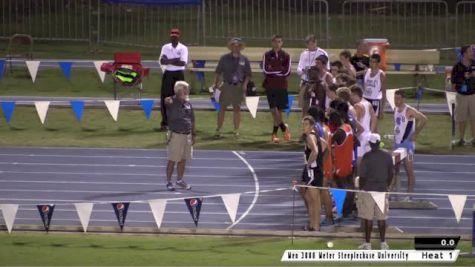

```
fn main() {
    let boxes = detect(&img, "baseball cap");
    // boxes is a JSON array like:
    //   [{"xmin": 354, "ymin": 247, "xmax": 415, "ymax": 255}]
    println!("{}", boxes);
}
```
[
  {"xmin": 169, "ymin": 28, "xmax": 181, "ymax": 37},
  {"xmin": 368, "ymin": 133, "xmax": 381, "ymax": 144}
]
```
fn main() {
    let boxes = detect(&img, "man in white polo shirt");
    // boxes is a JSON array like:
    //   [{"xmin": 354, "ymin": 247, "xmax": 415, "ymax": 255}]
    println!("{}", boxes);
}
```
[
  {"xmin": 159, "ymin": 28, "xmax": 188, "ymax": 130},
  {"xmin": 297, "ymin": 34, "xmax": 329, "ymax": 117}
]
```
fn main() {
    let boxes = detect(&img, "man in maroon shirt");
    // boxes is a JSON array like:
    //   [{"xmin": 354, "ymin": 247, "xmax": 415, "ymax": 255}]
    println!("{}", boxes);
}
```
[{"xmin": 262, "ymin": 35, "xmax": 292, "ymax": 143}]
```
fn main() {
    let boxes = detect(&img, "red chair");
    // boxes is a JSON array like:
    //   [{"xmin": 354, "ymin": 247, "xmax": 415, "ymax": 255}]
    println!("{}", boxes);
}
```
[{"xmin": 101, "ymin": 52, "xmax": 150, "ymax": 99}]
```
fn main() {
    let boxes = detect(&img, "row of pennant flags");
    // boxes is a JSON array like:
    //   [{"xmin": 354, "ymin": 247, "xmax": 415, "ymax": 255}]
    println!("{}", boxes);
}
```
[
  {"xmin": 0, "ymin": 96, "xmax": 294, "ymax": 125},
  {"xmin": 0, "ymin": 100, "xmax": 155, "ymax": 124},
  {"xmin": 0, "ymin": 188, "xmax": 469, "ymax": 234},
  {"xmin": 0, "ymin": 60, "xmax": 108, "ymax": 82},
  {"xmin": 0, "ymin": 193, "xmax": 240, "ymax": 234}
]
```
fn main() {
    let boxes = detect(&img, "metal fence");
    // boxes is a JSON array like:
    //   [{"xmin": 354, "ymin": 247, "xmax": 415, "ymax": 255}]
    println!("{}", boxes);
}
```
[
  {"xmin": 341, "ymin": 0, "xmax": 449, "ymax": 49},
  {"xmin": 455, "ymin": 1, "xmax": 475, "ymax": 47},
  {"xmin": 0, "ymin": 0, "xmax": 473, "ymax": 48},
  {"xmin": 203, "ymin": 0, "xmax": 329, "ymax": 47}
]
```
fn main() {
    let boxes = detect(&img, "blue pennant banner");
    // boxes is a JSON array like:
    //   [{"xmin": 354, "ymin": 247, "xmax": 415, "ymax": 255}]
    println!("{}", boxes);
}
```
[{"xmin": 70, "ymin": 100, "xmax": 85, "ymax": 122}]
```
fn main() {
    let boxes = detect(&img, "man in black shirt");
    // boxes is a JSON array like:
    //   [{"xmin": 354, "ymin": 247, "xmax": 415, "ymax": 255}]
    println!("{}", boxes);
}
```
[
  {"xmin": 451, "ymin": 45, "xmax": 475, "ymax": 146},
  {"xmin": 357, "ymin": 133, "xmax": 394, "ymax": 250},
  {"xmin": 351, "ymin": 41, "xmax": 370, "ymax": 88}
]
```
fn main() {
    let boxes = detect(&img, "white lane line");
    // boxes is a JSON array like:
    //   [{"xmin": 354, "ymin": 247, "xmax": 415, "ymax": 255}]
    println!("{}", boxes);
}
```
[
  {"xmin": 415, "ymin": 162, "xmax": 475, "ymax": 166},
  {"xmin": 0, "ymin": 153, "xmax": 299, "ymax": 162},
  {"xmin": 0, "ymin": 161, "xmax": 300, "ymax": 171},
  {"xmin": 0, "ymin": 180, "xmax": 257, "ymax": 188},
  {"xmin": 228, "ymin": 151, "xmax": 260, "ymax": 230},
  {"xmin": 398, "ymin": 226, "xmax": 472, "ymax": 230},
  {"xmin": 0, "ymin": 170, "xmax": 254, "ymax": 178},
  {"xmin": 0, "ymin": 189, "xmax": 182, "ymax": 194}
]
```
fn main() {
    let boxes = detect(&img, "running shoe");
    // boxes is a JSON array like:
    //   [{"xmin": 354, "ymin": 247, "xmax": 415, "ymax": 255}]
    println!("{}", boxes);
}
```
[
  {"xmin": 175, "ymin": 179, "xmax": 192, "ymax": 190},
  {"xmin": 283, "ymin": 124, "xmax": 291, "ymax": 141},
  {"xmin": 380, "ymin": 242, "xmax": 390, "ymax": 250},
  {"xmin": 214, "ymin": 129, "xmax": 222, "ymax": 138},
  {"xmin": 166, "ymin": 182, "xmax": 175, "ymax": 191},
  {"xmin": 272, "ymin": 134, "xmax": 280, "ymax": 143},
  {"xmin": 233, "ymin": 130, "xmax": 240, "ymax": 138},
  {"xmin": 358, "ymin": 242, "xmax": 372, "ymax": 250}
]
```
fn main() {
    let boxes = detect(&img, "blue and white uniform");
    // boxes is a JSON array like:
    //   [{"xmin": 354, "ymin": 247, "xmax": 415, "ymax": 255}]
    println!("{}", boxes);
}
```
[
  {"xmin": 363, "ymin": 69, "xmax": 384, "ymax": 114},
  {"xmin": 394, "ymin": 104, "xmax": 415, "ymax": 156}
]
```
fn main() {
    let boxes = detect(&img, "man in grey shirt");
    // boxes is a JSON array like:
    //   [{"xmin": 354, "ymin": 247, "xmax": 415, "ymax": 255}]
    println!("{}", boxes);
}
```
[
  {"xmin": 357, "ymin": 133, "xmax": 394, "ymax": 250},
  {"xmin": 212, "ymin": 37, "xmax": 252, "ymax": 138},
  {"xmin": 164, "ymin": 81, "xmax": 196, "ymax": 191}
]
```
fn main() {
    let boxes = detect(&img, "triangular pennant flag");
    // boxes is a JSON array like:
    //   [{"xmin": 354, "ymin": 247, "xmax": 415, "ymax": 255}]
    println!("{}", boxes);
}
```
[
  {"xmin": 445, "ymin": 91, "xmax": 456, "ymax": 117},
  {"xmin": 34, "ymin": 101, "xmax": 50, "ymax": 125},
  {"xmin": 0, "ymin": 59, "xmax": 5, "ymax": 80},
  {"xmin": 140, "ymin": 100, "xmax": 154, "ymax": 120},
  {"xmin": 370, "ymin": 191, "xmax": 386, "ymax": 213},
  {"xmin": 184, "ymin": 198, "xmax": 203, "ymax": 227},
  {"xmin": 285, "ymin": 96, "xmax": 294, "ymax": 117},
  {"xmin": 0, "ymin": 204, "xmax": 19, "ymax": 234},
  {"xmin": 58, "ymin": 61, "xmax": 73, "ymax": 80},
  {"xmin": 211, "ymin": 98, "xmax": 220, "ymax": 112},
  {"xmin": 74, "ymin": 203, "xmax": 94, "ymax": 232},
  {"xmin": 104, "ymin": 100, "xmax": 120, "ymax": 122},
  {"xmin": 448, "ymin": 194, "xmax": 467, "ymax": 223},
  {"xmin": 26, "ymin": 60, "xmax": 40, "ymax": 83},
  {"xmin": 37, "ymin": 204, "xmax": 55, "ymax": 232},
  {"xmin": 394, "ymin": 63, "xmax": 401, "ymax": 71},
  {"xmin": 245, "ymin": 96, "xmax": 259, "ymax": 119},
  {"xmin": 70, "ymin": 100, "xmax": 85, "ymax": 122},
  {"xmin": 386, "ymin": 89, "xmax": 396, "ymax": 110},
  {"xmin": 112, "ymin": 202, "xmax": 130, "ymax": 231},
  {"xmin": 93, "ymin": 61, "xmax": 108, "ymax": 83},
  {"xmin": 148, "ymin": 199, "xmax": 167, "ymax": 229},
  {"xmin": 221, "ymin": 194, "xmax": 240, "ymax": 223},
  {"xmin": 1, "ymin": 101, "xmax": 15, "ymax": 124},
  {"xmin": 329, "ymin": 188, "xmax": 346, "ymax": 217}
]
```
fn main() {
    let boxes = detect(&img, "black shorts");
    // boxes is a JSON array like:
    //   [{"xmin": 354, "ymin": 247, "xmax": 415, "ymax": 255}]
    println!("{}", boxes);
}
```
[
  {"xmin": 265, "ymin": 88, "xmax": 289, "ymax": 110},
  {"xmin": 364, "ymin": 98, "xmax": 381, "ymax": 114},
  {"xmin": 301, "ymin": 166, "xmax": 323, "ymax": 187}
]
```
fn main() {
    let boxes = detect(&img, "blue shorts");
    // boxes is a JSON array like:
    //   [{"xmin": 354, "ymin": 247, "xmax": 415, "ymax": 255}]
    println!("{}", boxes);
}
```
[{"xmin": 394, "ymin": 140, "xmax": 415, "ymax": 160}]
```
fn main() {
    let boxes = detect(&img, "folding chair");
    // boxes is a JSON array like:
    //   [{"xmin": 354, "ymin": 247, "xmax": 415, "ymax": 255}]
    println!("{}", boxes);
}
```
[
  {"xmin": 5, "ymin": 34, "xmax": 33, "ymax": 73},
  {"xmin": 101, "ymin": 52, "xmax": 150, "ymax": 100}
]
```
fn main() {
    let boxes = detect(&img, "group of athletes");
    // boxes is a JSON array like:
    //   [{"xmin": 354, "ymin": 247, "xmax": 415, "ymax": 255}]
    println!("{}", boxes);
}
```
[{"xmin": 259, "ymin": 35, "xmax": 429, "ymax": 238}]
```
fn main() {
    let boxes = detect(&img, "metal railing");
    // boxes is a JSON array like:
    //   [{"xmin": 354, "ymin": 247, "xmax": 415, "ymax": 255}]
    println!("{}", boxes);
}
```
[
  {"xmin": 455, "ymin": 1, "xmax": 475, "ymax": 47},
  {"xmin": 0, "ymin": 0, "xmax": 473, "ymax": 48},
  {"xmin": 203, "ymin": 0, "xmax": 329, "ymax": 47},
  {"xmin": 341, "ymin": 0, "xmax": 449, "ymax": 49}
]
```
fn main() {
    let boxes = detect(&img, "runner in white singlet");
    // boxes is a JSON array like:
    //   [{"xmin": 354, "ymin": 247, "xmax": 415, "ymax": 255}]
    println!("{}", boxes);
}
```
[{"xmin": 363, "ymin": 54, "xmax": 386, "ymax": 119}]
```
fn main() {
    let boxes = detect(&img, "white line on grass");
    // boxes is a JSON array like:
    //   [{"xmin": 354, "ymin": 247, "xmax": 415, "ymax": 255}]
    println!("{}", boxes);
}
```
[{"xmin": 227, "ymin": 151, "xmax": 260, "ymax": 230}]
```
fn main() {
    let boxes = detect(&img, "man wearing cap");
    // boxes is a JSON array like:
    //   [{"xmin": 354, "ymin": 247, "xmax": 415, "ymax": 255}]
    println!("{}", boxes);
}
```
[
  {"xmin": 212, "ymin": 37, "xmax": 252, "ymax": 137},
  {"xmin": 297, "ymin": 34, "xmax": 330, "ymax": 117},
  {"xmin": 159, "ymin": 28, "xmax": 188, "ymax": 130},
  {"xmin": 357, "ymin": 133, "xmax": 394, "ymax": 250}
]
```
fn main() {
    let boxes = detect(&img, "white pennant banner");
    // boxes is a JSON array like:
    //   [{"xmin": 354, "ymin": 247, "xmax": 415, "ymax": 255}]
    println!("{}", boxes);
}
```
[
  {"xmin": 370, "ymin": 191, "xmax": 386, "ymax": 214},
  {"xmin": 104, "ymin": 100, "xmax": 120, "ymax": 122},
  {"xmin": 221, "ymin": 193, "xmax": 240, "ymax": 223},
  {"xmin": 448, "ymin": 194, "xmax": 467, "ymax": 223},
  {"xmin": 34, "ymin": 101, "xmax": 50, "ymax": 125},
  {"xmin": 445, "ymin": 91, "xmax": 457, "ymax": 117},
  {"xmin": 149, "ymin": 199, "xmax": 167, "ymax": 229},
  {"xmin": 74, "ymin": 203, "xmax": 94, "ymax": 232},
  {"xmin": 94, "ymin": 61, "xmax": 108, "ymax": 83},
  {"xmin": 245, "ymin": 96, "xmax": 260, "ymax": 119},
  {"xmin": 0, "ymin": 204, "xmax": 19, "ymax": 234},
  {"xmin": 26, "ymin": 60, "xmax": 40, "ymax": 83},
  {"xmin": 386, "ymin": 89, "xmax": 397, "ymax": 110}
]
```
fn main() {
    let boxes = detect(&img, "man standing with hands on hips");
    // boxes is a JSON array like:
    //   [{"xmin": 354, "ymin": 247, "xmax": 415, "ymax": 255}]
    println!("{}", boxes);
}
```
[
  {"xmin": 212, "ymin": 37, "xmax": 252, "ymax": 138},
  {"xmin": 164, "ymin": 81, "xmax": 196, "ymax": 192},
  {"xmin": 159, "ymin": 28, "xmax": 188, "ymax": 131},
  {"xmin": 262, "ymin": 34, "xmax": 292, "ymax": 143}
]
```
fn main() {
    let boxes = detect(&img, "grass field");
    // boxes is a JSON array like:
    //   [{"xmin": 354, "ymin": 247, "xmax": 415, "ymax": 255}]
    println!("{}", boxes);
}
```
[
  {"xmin": 1, "ymin": 106, "xmax": 473, "ymax": 155},
  {"xmin": 0, "ymin": 232, "xmax": 474, "ymax": 266}
]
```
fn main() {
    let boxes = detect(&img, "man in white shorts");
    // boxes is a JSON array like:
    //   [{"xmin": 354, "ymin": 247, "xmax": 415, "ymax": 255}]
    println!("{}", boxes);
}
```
[
  {"xmin": 363, "ymin": 54, "xmax": 386, "ymax": 119},
  {"xmin": 393, "ymin": 90, "xmax": 427, "ymax": 199},
  {"xmin": 164, "ymin": 81, "xmax": 196, "ymax": 191}
]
